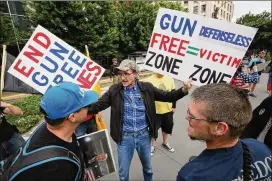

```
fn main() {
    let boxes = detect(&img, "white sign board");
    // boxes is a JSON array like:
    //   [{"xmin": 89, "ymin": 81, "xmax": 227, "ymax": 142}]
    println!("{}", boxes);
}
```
[
  {"xmin": 256, "ymin": 61, "xmax": 271, "ymax": 72},
  {"xmin": 8, "ymin": 25, "xmax": 105, "ymax": 94},
  {"xmin": 144, "ymin": 8, "xmax": 258, "ymax": 86}
]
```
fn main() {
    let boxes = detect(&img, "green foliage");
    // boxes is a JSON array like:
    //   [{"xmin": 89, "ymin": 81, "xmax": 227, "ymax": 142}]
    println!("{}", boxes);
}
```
[
  {"xmin": 23, "ymin": 1, "xmax": 187, "ymax": 58},
  {"xmin": 236, "ymin": 11, "xmax": 272, "ymax": 52},
  {"xmin": 23, "ymin": 1, "xmax": 119, "ymax": 58},
  {"xmin": 265, "ymin": 52, "xmax": 271, "ymax": 61},
  {"xmin": 0, "ymin": 14, "xmax": 29, "ymax": 45},
  {"xmin": 117, "ymin": 1, "xmax": 187, "ymax": 54},
  {"xmin": 6, "ymin": 95, "xmax": 43, "ymax": 134}
]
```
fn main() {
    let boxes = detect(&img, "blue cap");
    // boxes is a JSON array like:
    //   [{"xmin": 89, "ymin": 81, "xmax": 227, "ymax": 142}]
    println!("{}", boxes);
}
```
[{"xmin": 40, "ymin": 82, "xmax": 98, "ymax": 120}]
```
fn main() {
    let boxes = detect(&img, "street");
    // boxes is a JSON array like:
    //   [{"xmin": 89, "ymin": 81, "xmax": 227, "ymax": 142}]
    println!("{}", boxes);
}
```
[{"xmin": 99, "ymin": 73, "xmax": 270, "ymax": 180}]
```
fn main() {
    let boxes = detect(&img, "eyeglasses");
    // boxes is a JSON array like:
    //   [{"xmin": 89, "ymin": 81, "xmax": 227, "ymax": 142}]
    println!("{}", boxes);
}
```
[
  {"xmin": 119, "ymin": 71, "xmax": 134, "ymax": 78},
  {"xmin": 187, "ymin": 109, "xmax": 218, "ymax": 123}
]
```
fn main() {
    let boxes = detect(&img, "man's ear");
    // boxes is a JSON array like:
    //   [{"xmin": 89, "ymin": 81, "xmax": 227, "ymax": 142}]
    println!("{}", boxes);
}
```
[
  {"xmin": 210, "ymin": 122, "xmax": 229, "ymax": 137},
  {"xmin": 215, "ymin": 122, "xmax": 229, "ymax": 136},
  {"xmin": 68, "ymin": 113, "xmax": 77, "ymax": 123}
]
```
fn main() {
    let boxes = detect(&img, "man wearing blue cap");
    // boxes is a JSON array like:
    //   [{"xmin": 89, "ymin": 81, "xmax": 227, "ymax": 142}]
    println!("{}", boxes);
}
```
[
  {"xmin": 8, "ymin": 82, "xmax": 98, "ymax": 181},
  {"xmin": 88, "ymin": 59, "xmax": 192, "ymax": 181}
]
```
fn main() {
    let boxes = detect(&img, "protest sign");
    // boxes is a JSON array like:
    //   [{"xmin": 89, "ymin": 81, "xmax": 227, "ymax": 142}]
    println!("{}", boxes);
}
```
[
  {"xmin": 256, "ymin": 61, "xmax": 271, "ymax": 72},
  {"xmin": 144, "ymin": 8, "xmax": 258, "ymax": 86},
  {"xmin": 8, "ymin": 25, "xmax": 105, "ymax": 94},
  {"xmin": 77, "ymin": 129, "xmax": 116, "ymax": 180}
]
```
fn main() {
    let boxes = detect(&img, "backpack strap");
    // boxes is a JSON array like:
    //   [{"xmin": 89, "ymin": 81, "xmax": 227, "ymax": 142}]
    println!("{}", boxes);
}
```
[
  {"xmin": 7, "ymin": 122, "xmax": 82, "ymax": 181},
  {"xmin": 241, "ymin": 142, "xmax": 252, "ymax": 181},
  {"xmin": 8, "ymin": 146, "xmax": 81, "ymax": 181}
]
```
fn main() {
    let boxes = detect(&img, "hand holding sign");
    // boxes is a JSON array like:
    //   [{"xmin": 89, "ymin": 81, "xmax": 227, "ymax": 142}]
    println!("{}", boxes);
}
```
[{"xmin": 182, "ymin": 79, "xmax": 193, "ymax": 92}]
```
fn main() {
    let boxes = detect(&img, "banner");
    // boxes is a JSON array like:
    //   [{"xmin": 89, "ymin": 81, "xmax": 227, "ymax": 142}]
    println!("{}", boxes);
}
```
[
  {"xmin": 144, "ymin": 8, "xmax": 258, "ymax": 86},
  {"xmin": 77, "ymin": 129, "xmax": 116, "ymax": 180},
  {"xmin": 3, "ymin": 53, "xmax": 40, "ymax": 94},
  {"xmin": 8, "ymin": 25, "xmax": 105, "ymax": 94}
]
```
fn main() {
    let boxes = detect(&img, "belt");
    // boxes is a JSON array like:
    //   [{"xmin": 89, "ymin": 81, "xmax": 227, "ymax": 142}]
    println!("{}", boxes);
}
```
[{"xmin": 123, "ymin": 127, "xmax": 149, "ymax": 136}]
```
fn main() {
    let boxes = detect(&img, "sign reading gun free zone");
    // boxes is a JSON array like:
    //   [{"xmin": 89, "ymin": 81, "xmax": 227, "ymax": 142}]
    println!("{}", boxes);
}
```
[
  {"xmin": 144, "ymin": 8, "xmax": 258, "ymax": 86},
  {"xmin": 8, "ymin": 25, "xmax": 105, "ymax": 94}
]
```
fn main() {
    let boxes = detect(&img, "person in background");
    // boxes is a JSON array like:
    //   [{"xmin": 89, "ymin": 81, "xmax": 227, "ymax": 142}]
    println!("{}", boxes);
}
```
[
  {"xmin": 230, "ymin": 64, "xmax": 259, "ymax": 93},
  {"xmin": 177, "ymin": 84, "xmax": 271, "ymax": 181},
  {"xmin": 110, "ymin": 58, "xmax": 120, "ymax": 84},
  {"xmin": 247, "ymin": 50, "xmax": 266, "ymax": 97},
  {"xmin": 0, "ymin": 102, "xmax": 25, "ymax": 165},
  {"xmin": 241, "ymin": 96, "xmax": 272, "ymax": 150},
  {"xmin": 145, "ymin": 73, "xmax": 176, "ymax": 156}
]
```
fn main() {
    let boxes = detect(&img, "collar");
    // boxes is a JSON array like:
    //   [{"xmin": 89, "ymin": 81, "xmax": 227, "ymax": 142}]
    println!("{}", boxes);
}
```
[{"xmin": 123, "ymin": 81, "xmax": 138, "ymax": 91}]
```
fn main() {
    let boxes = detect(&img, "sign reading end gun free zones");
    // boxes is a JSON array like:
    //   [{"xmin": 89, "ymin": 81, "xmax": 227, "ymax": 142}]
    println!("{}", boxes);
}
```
[
  {"xmin": 8, "ymin": 25, "xmax": 105, "ymax": 94},
  {"xmin": 144, "ymin": 8, "xmax": 258, "ymax": 86}
]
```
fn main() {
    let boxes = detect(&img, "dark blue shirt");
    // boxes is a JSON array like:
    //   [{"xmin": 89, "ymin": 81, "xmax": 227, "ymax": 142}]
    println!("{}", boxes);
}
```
[
  {"xmin": 123, "ymin": 82, "xmax": 147, "ymax": 132},
  {"xmin": 177, "ymin": 139, "xmax": 272, "ymax": 181}
]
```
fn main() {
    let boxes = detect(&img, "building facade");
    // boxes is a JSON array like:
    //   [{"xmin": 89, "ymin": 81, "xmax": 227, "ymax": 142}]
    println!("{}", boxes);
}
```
[{"xmin": 180, "ymin": 1, "xmax": 234, "ymax": 22}]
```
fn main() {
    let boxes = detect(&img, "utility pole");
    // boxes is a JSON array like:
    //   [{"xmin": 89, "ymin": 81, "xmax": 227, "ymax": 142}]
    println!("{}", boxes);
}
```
[{"xmin": 6, "ymin": 1, "xmax": 21, "ymax": 53}]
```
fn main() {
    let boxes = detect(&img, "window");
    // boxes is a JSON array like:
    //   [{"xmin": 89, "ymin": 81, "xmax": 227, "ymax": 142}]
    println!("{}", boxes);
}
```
[
  {"xmin": 184, "ymin": 1, "xmax": 188, "ymax": 5},
  {"xmin": 221, "ymin": 9, "xmax": 223, "ymax": 17},
  {"xmin": 201, "ymin": 4, "xmax": 206, "ymax": 13},
  {"xmin": 214, "ymin": 5, "xmax": 216, "ymax": 10},
  {"xmin": 227, "ymin": 4, "xmax": 229, "ymax": 11},
  {"xmin": 226, "ymin": 13, "xmax": 228, "ymax": 20},
  {"xmin": 223, "ymin": 11, "xmax": 225, "ymax": 18},
  {"xmin": 224, "ymin": 2, "xmax": 226, "ymax": 9},
  {"xmin": 193, "ymin": 6, "xmax": 198, "ymax": 14}
]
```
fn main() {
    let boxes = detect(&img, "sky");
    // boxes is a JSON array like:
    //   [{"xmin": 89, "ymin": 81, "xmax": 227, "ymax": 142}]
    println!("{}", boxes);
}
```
[{"xmin": 232, "ymin": 1, "xmax": 272, "ymax": 22}]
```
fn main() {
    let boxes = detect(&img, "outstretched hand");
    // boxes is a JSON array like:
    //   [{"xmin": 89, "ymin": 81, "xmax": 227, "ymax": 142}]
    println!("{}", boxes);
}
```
[{"xmin": 182, "ymin": 79, "xmax": 193, "ymax": 92}]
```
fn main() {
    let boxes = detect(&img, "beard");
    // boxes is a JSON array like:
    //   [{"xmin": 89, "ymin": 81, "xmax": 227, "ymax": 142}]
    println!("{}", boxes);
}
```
[{"xmin": 189, "ymin": 136, "xmax": 206, "ymax": 142}]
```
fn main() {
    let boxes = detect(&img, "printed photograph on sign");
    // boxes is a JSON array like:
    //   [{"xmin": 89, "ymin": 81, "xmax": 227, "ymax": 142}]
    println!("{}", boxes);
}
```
[
  {"xmin": 77, "ymin": 129, "xmax": 116, "ymax": 181},
  {"xmin": 7, "ymin": 25, "xmax": 105, "ymax": 94},
  {"xmin": 144, "ymin": 8, "xmax": 258, "ymax": 86}
]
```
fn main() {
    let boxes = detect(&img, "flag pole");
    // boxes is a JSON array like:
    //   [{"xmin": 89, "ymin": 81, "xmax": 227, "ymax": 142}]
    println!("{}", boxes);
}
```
[
  {"xmin": 1, "ymin": 45, "xmax": 7, "ymax": 100},
  {"xmin": 85, "ymin": 45, "xmax": 90, "ymax": 58}
]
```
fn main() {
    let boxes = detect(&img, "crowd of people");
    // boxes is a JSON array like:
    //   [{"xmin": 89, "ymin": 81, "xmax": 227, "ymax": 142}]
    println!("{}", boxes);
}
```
[{"xmin": 0, "ymin": 57, "xmax": 272, "ymax": 181}]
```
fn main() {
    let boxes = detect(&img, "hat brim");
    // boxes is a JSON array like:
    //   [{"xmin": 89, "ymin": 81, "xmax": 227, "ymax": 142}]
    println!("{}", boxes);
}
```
[
  {"xmin": 82, "ymin": 90, "xmax": 99, "ymax": 107},
  {"xmin": 115, "ymin": 66, "xmax": 128, "ymax": 72}
]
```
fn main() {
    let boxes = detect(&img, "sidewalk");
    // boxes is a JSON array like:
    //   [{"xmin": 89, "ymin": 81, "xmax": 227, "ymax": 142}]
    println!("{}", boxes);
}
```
[{"xmin": 1, "ymin": 71, "xmax": 153, "ymax": 102}]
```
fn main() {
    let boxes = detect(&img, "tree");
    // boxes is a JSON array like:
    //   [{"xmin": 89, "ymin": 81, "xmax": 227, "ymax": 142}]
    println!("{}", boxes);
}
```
[
  {"xmin": 23, "ymin": 1, "xmax": 119, "ymax": 58},
  {"xmin": 236, "ymin": 11, "xmax": 272, "ymax": 52},
  {"xmin": 116, "ymin": 1, "xmax": 187, "ymax": 55},
  {"xmin": 0, "ymin": 14, "xmax": 29, "ymax": 46}
]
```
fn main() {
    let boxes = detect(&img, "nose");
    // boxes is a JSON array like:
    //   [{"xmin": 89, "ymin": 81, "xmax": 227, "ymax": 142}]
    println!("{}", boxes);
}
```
[{"xmin": 185, "ymin": 114, "xmax": 190, "ymax": 122}]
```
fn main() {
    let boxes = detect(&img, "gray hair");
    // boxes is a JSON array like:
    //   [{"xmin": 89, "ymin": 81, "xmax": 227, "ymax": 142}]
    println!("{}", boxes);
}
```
[{"xmin": 191, "ymin": 83, "xmax": 252, "ymax": 138}]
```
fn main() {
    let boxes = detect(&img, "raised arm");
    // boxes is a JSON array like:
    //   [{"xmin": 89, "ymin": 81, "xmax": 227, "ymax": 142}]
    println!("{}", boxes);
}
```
[{"xmin": 88, "ymin": 90, "xmax": 111, "ymax": 114}]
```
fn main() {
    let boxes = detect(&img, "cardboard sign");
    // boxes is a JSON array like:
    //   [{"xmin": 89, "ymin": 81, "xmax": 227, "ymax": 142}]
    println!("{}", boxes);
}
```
[
  {"xmin": 256, "ymin": 61, "xmax": 271, "ymax": 72},
  {"xmin": 144, "ymin": 8, "xmax": 258, "ymax": 86},
  {"xmin": 8, "ymin": 25, "xmax": 105, "ymax": 94},
  {"xmin": 77, "ymin": 129, "xmax": 116, "ymax": 180}
]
